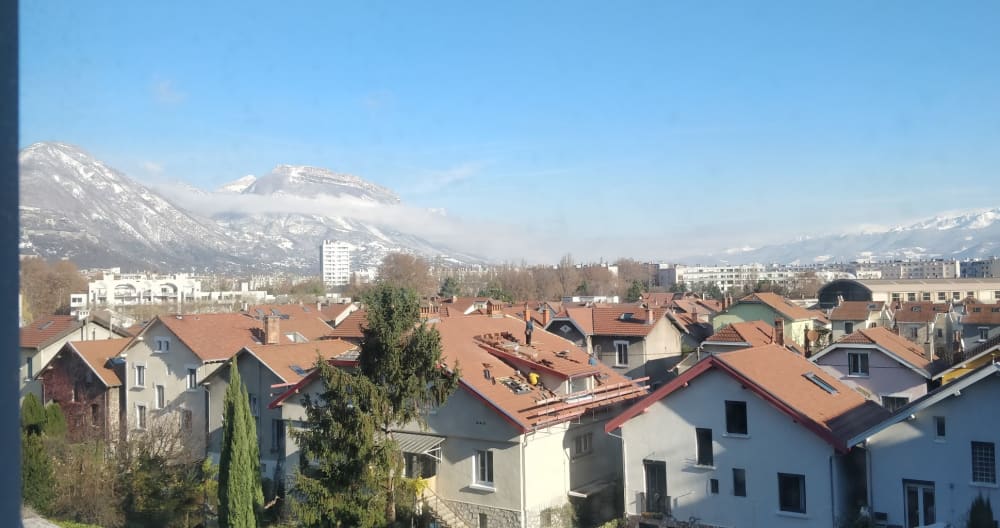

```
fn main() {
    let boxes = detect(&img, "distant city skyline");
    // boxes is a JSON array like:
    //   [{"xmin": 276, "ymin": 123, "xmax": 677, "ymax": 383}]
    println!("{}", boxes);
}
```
[{"xmin": 20, "ymin": 1, "xmax": 1000, "ymax": 262}]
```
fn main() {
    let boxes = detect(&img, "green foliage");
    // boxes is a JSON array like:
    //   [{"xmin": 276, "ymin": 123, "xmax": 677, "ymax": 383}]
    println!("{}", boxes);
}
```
[
  {"xmin": 49, "ymin": 441, "xmax": 123, "ymax": 527},
  {"xmin": 120, "ymin": 449, "xmax": 210, "ymax": 528},
  {"xmin": 438, "ymin": 276, "xmax": 461, "ymax": 298},
  {"xmin": 22, "ymin": 430, "xmax": 55, "ymax": 513},
  {"xmin": 360, "ymin": 284, "xmax": 459, "ymax": 426},
  {"xmin": 219, "ymin": 360, "xmax": 264, "ymax": 528},
  {"xmin": 21, "ymin": 392, "xmax": 47, "ymax": 435},
  {"xmin": 291, "ymin": 363, "xmax": 393, "ymax": 528},
  {"xmin": 44, "ymin": 403, "xmax": 68, "ymax": 438},
  {"xmin": 477, "ymin": 281, "xmax": 513, "ymax": 303},
  {"xmin": 54, "ymin": 521, "xmax": 105, "ymax": 528},
  {"xmin": 968, "ymin": 494, "xmax": 995, "ymax": 528},
  {"xmin": 626, "ymin": 281, "xmax": 644, "ymax": 302}
]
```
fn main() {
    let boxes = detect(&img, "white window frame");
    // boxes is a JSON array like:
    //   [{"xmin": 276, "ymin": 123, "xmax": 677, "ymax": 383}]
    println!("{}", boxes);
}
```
[
  {"xmin": 613, "ymin": 340, "xmax": 629, "ymax": 367},
  {"xmin": 134, "ymin": 364, "xmax": 146, "ymax": 388},
  {"xmin": 972, "ymin": 441, "xmax": 996, "ymax": 485},
  {"xmin": 136, "ymin": 403, "xmax": 147, "ymax": 430},
  {"xmin": 979, "ymin": 327, "xmax": 989, "ymax": 342},
  {"xmin": 153, "ymin": 336, "xmax": 171, "ymax": 353},
  {"xmin": 847, "ymin": 352, "xmax": 870, "ymax": 377},
  {"xmin": 777, "ymin": 472, "xmax": 806, "ymax": 514},
  {"xmin": 473, "ymin": 449, "xmax": 495, "ymax": 489},
  {"xmin": 185, "ymin": 366, "xmax": 198, "ymax": 390}
]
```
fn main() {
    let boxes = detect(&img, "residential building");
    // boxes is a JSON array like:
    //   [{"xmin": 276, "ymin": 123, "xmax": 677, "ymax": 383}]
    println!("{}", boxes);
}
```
[
  {"xmin": 818, "ymin": 278, "xmax": 1000, "ymax": 309},
  {"xmin": 546, "ymin": 304, "xmax": 685, "ymax": 383},
  {"xmin": 320, "ymin": 240, "xmax": 351, "ymax": 287},
  {"xmin": 270, "ymin": 310, "xmax": 649, "ymax": 528},
  {"xmin": 851, "ymin": 362, "xmax": 1000, "ymax": 528},
  {"xmin": 712, "ymin": 292, "xmax": 823, "ymax": 352},
  {"xmin": 675, "ymin": 320, "xmax": 802, "ymax": 374},
  {"xmin": 20, "ymin": 314, "xmax": 130, "ymax": 400},
  {"xmin": 203, "ymin": 339, "xmax": 359, "ymax": 484},
  {"xmin": 658, "ymin": 263, "xmax": 807, "ymax": 294},
  {"xmin": 891, "ymin": 302, "xmax": 956, "ymax": 358},
  {"xmin": 828, "ymin": 300, "xmax": 893, "ymax": 341},
  {"xmin": 959, "ymin": 302, "xmax": 1000, "ymax": 352},
  {"xmin": 36, "ymin": 338, "xmax": 129, "ymax": 442},
  {"xmin": 605, "ymin": 344, "xmax": 888, "ymax": 528},
  {"xmin": 961, "ymin": 257, "xmax": 1000, "ymax": 278},
  {"xmin": 933, "ymin": 333, "xmax": 1000, "ymax": 384},
  {"xmin": 812, "ymin": 327, "xmax": 946, "ymax": 411}
]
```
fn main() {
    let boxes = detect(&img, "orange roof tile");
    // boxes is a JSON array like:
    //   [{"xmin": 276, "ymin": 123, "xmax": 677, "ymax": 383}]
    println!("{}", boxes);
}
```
[
  {"xmin": 21, "ymin": 315, "xmax": 82, "ymax": 349},
  {"xmin": 591, "ymin": 305, "xmax": 666, "ymax": 337},
  {"xmin": 607, "ymin": 344, "xmax": 890, "ymax": 451},
  {"xmin": 834, "ymin": 327, "xmax": 942, "ymax": 375},
  {"xmin": 243, "ymin": 339, "xmax": 359, "ymax": 385},
  {"xmin": 738, "ymin": 292, "xmax": 816, "ymax": 321},
  {"xmin": 328, "ymin": 309, "xmax": 367, "ymax": 339},
  {"xmin": 154, "ymin": 312, "xmax": 332, "ymax": 363},
  {"xmin": 962, "ymin": 305, "xmax": 1000, "ymax": 325},
  {"xmin": 432, "ymin": 314, "xmax": 647, "ymax": 431},
  {"xmin": 830, "ymin": 301, "xmax": 886, "ymax": 321},
  {"xmin": 319, "ymin": 303, "xmax": 356, "ymax": 323},
  {"xmin": 706, "ymin": 321, "xmax": 776, "ymax": 347},
  {"xmin": 67, "ymin": 339, "xmax": 130, "ymax": 386}
]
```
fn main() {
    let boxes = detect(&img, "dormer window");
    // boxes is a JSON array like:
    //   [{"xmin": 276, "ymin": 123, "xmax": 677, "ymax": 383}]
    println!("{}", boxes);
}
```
[
  {"xmin": 619, "ymin": 313, "xmax": 634, "ymax": 321},
  {"xmin": 911, "ymin": 306, "xmax": 921, "ymax": 312}
]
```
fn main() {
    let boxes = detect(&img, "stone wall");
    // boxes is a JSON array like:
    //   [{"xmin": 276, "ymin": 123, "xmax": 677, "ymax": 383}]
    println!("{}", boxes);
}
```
[{"xmin": 447, "ymin": 499, "xmax": 520, "ymax": 528}]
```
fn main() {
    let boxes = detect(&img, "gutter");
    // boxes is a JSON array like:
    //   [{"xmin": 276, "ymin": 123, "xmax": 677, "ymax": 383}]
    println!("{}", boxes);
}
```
[{"xmin": 606, "ymin": 429, "xmax": 628, "ymax": 516}]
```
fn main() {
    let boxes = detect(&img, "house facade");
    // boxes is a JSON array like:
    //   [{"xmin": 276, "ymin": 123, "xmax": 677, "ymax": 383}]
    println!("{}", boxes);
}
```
[
  {"xmin": 852, "ymin": 363, "xmax": 1000, "ymax": 528},
  {"xmin": 812, "ymin": 327, "xmax": 944, "ymax": 411},
  {"xmin": 959, "ymin": 303, "xmax": 1000, "ymax": 352},
  {"xmin": 711, "ymin": 293, "xmax": 820, "ymax": 352},
  {"xmin": 21, "ymin": 314, "xmax": 128, "ymax": 400},
  {"xmin": 828, "ymin": 301, "xmax": 892, "ymax": 341},
  {"xmin": 606, "ymin": 345, "xmax": 888, "ymax": 528}
]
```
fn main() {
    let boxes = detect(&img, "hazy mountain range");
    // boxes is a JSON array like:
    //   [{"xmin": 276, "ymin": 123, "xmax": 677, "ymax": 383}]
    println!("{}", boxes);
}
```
[{"xmin": 18, "ymin": 142, "xmax": 1000, "ymax": 272}]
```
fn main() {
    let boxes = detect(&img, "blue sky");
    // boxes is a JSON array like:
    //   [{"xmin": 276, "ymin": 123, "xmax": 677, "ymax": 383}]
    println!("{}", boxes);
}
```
[{"xmin": 20, "ymin": 1, "xmax": 1000, "ymax": 262}]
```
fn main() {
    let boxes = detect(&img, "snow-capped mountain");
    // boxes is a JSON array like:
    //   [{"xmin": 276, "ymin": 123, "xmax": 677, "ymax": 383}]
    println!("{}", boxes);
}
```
[
  {"xmin": 685, "ymin": 208, "xmax": 1000, "ymax": 265},
  {"xmin": 18, "ymin": 142, "xmax": 483, "ymax": 273}
]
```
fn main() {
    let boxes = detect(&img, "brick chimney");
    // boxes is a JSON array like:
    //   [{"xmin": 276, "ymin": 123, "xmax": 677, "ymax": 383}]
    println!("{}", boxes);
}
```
[
  {"xmin": 646, "ymin": 306, "xmax": 655, "ymax": 325},
  {"xmin": 265, "ymin": 316, "xmax": 280, "ymax": 345},
  {"xmin": 774, "ymin": 319, "xmax": 785, "ymax": 346},
  {"xmin": 541, "ymin": 308, "xmax": 550, "ymax": 327},
  {"xmin": 523, "ymin": 303, "xmax": 530, "ymax": 323}
]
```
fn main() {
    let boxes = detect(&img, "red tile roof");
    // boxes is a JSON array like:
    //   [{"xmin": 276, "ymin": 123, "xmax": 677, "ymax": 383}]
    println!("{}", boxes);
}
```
[
  {"xmin": 66, "ymin": 339, "xmax": 130, "ymax": 386},
  {"xmin": 830, "ymin": 301, "xmax": 886, "ymax": 321},
  {"xmin": 893, "ymin": 302, "xmax": 950, "ymax": 324},
  {"xmin": 152, "ymin": 313, "xmax": 333, "ymax": 363},
  {"xmin": 591, "ymin": 306, "xmax": 666, "ymax": 336},
  {"xmin": 705, "ymin": 321, "xmax": 778, "ymax": 347},
  {"xmin": 319, "ymin": 303, "xmax": 357, "ymax": 324},
  {"xmin": 243, "ymin": 339, "xmax": 359, "ymax": 385},
  {"xmin": 962, "ymin": 305, "xmax": 1000, "ymax": 325},
  {"xmin": 21, "ymin": 315, "xmax": 81, "ymax": 349},
  {"xmin": 737, "ymin": 292, "xmax": 816, "ymax": 321},
  {"xmin": 328, "ymin": 309, "xmax": 367, "ymax": 339},
  {"xmin": 606, "ymin": 344, "xmax": 889, "ymax": 451}
]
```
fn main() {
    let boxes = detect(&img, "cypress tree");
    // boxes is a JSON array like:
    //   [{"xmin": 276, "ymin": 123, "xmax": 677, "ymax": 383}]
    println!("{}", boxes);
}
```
[
  {"xmin": 20, "ymin": 394, "xmax": 54, "ymax": 512},
  {"xmin": 218, "ymin": 359, "xmax": 263, "ymax": 528}
]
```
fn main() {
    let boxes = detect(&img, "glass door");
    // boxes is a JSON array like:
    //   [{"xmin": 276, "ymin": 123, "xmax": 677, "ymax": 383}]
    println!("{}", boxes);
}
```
[{"xmin": 904, "ymin": 480, "xmax": 935, "ymax": 528}]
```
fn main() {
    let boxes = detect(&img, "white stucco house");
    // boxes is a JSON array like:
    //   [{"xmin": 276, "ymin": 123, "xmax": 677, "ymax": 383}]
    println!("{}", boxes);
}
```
[
  {"xmin": 849, "ymin": 362, "xmax": 1000, "ymax": 528},
  {"xmin": 605, "ymin": 344, "xmax": 889, "ymax": 528}
]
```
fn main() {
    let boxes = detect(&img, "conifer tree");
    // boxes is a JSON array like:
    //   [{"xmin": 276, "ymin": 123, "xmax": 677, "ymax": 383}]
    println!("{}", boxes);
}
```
[
  {"xmin": 218, "ymin": 360, "xmax": 263, "ymax": 528},
  {"xmin": 20, "ymin": 393, "xmax": 54, "ymax": 512}
]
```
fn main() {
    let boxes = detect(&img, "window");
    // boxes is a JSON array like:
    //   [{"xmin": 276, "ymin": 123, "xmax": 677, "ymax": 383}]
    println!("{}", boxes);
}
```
[
  {"xmin": 474, "ymin": 450, "xmax": 494, "ymax": 487},
  {"xmin": 892, "ymin": 293, "xmax": 901, "ymax": 301},
  {"xmin": 804, "ymin": 372, "xmax": 838, "ymax": 394},
  {"xmin": 573, "ymin": 432, "xmax": 593, "ymax": 458},
  {"xmin": 614, "ymin": 341, "xmax": 629, "ymax": 367},
  {"xmin": 72, "ymin": 382, "xmax": 80, "ymax": 402},
  {"xmin": 936, "ymin": 328, "xmax": 944, "ymax": 338},
  {"xmin": 181, "ymin": 409, "xmax": 192, "ymax": 432},
  {"xmin": 478, "ymin": 513, "xmax": 488, "ymax": 528},
  {"xmin": 249, "ymin": 393, "xmax": 259, "ymax": 417},
  {"xmin": 881, "ymin": 396, "xmax": 909, "ymax": 412},
  {"xmin": 979, "ymin": 327, "xmax": 989, "ymax": 341},
  {"xmin": 777, "ymin": 473, "xmax": 806, "ymax": 514},
  {"xmin": 709, "ymin": 478, "xmax": 719, "ymax": 494},
  {"xmin": 695, "ymin": 428, "xmax": 713, "ymax": 466},
  {"xmin": 272, "ymin": 419, "xmax": 285, "ymax": 452},
  {"xmin": 843, "ymin": 322, "xmax": 854, "ymax": 334},
  {"xmin": 186, "ymin": 368, "xmax": 197, "ymax": 389},
  {"xmin": 154, "ymin": 337, "xmax": 170, "ymax": 352},
  {"xmin": 995, "ymin": 290, "xmax": 1000, "ymax": 300},
  {"xmin": 848, "ymin": 352, "xmax": 869, "ymax": 377},
  {"xmin": 934, "ymin": 416, "xmax": 946, "ymax": 439},
  {"xmin": 922, "ymin": 292, "xmax": 931, "ymax": 301},
  {"xmin": 25, "ymin": 357, "xmax": 32, "ymax": 380},
  {"xmin": 90, "ymin": 404, "xmax": 99, "ymax": 425},
  {"xmin": 733, "ymin": 468, "xmax": 747, "ymax": 497},
  {"xmin": 972, "ymin": 442, "xmax": 996, "ymax": 484},
  {"xmin": 910, "ymin": 327, "xmax": 918, "ymax": 339},
  {"xmin": 967, "ymin": 291, "xmax": 975, "ymax": 298},
  {"xmin": 136, "ymin": 404, "xmax": 147, "ymax": 430},
  {"xmin": 135, "ymin": 365, "xmax": 146, "ymax": 387},
  {"xmin": 155, "ymin": 385, "xmax": 165, "ymax": 409},
  {"xmin": 725, "ymin": 401, "xmax": 748, "ymax": 435},
  {"xmin": 938, "ymin": 292, "xmax": 947, "ymax": 301},
  {"xmin": 907, "ymin": 293, "xmax": 917, "ymax": 302}
]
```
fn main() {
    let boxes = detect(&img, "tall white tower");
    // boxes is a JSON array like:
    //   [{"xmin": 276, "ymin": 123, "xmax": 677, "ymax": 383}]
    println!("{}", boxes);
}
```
[{"xmin": 320, "ymin": 240, "xmax": 352, "ymax": 287}]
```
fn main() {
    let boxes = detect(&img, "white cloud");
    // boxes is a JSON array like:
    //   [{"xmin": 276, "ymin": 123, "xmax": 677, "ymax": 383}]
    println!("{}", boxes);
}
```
[
  {"xmin": 152, "ymin": 78, "xmax": 186, "ymax": 104},
  {"xmin": 141, "ymin": 161, "xmax": 164, "ymax": 174},
  {"xmin": 405, "ymin": 162, "xmax": 484, "ymax": 194}
]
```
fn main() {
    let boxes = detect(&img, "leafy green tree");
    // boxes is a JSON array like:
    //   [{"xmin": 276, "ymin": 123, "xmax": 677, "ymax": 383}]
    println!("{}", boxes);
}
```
[
  {"xmin": 626, "ymin": 281, "xmax": 644, "ymax": 302},
  {"xmin": 439, "ymin": 276, "xmax": 461, "ymax": 298},
  {"xmin": 292, "ymin": 363, "xmax": 394, "ymax": 528},
  {"xmin": 21, "ymin": 392, "xmax": 47, "ymax": 435},
  {"xmin": 968, "ymin": 494, "xmax": 995, "ymax": 528},
  {"xmin": 44, "ymin": 403, "xmax": 68, "ymax": 438},
  {"xmin": 218, "ymin": 360, "xmax": 263, "ymax": 528}
]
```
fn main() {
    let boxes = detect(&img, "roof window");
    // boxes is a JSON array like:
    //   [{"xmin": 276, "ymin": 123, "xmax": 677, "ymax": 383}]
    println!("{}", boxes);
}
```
[
  {"xmin": 619, "ymin": 313, "xmax": 634, "ymax": 321},
  {"xmin": 803, "ymin": 371, "xmax": 838, "ymax": 394}
]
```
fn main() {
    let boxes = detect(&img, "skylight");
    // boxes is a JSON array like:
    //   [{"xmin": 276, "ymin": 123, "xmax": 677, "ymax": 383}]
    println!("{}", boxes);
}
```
[
  {"xmin": 803, "ymin": 371, "xmax": 838, "ymax": 394},
  {"xmin": 620, "ymin": 313, "xmax": 634, "ymax": 321}
]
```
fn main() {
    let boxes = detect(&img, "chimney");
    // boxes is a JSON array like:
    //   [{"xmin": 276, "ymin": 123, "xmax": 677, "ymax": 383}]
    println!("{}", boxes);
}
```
[
  {"xmin": 316, "ymin": 301, "xmax": 322, "ymax": 312},
  {"xmin": 451, "ymin": 295, "xmax": 458, "ymax": 304},
  {"xmin": 647, "ymin": 306, "xmax": 654, "ymax": 325},
  {"xmin": 774, "ymin": 319, "xmax": 785, "ymax": 346},
  {"xmin": 486, "ymin": 302, "xmax": 494, "ymax": 317},
  {"xmin": 803, "ymin": 326, "xmax": 811, "ymax": 357},
  {"xmin": 523, "ymin": 303, "xmax": 530, "ymax": 323},
  {"xmin": 265, "ymin": 316, "xmax": 280, "ymax": 345},
  {"xmin": 542, "ymin": 308, "xmax": 550, "ymax": 327},
  {"xmin": 836, "ymin": 295, "xmax": 845, "ymax": 306}
]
